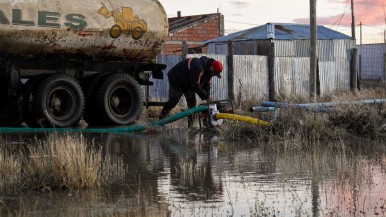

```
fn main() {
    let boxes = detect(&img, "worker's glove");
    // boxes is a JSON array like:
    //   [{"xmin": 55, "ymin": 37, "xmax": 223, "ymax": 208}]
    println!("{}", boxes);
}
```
[{"xmin": 206, "ymin": 96, "xmax": 213, "ymax": 103}]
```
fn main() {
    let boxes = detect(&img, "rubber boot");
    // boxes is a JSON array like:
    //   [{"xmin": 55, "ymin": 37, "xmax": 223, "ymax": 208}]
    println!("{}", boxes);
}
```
[
  {"xmin": 188, "ymin": 114, "xmax": 195, "ymax": 128},
  {"xmin": 159, "ymin": 108, "xmax": 170, "ymax": 120}
]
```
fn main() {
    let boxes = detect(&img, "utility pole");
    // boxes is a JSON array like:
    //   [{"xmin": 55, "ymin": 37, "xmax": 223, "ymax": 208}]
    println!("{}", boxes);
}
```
[
  {"xmin": 310, "ymin": 0, "xmax": 317, "ymax": 101},
  {"xmin": 359, "ymin": 22, "xmax": 362, "ymax": 87},
  {"xmin": 360, "ymin": 22, "xmax": 362, "ymax": 45},
  {"xmin": 351, "ymin": 0, "xmax": 356, "ymax": 39}
]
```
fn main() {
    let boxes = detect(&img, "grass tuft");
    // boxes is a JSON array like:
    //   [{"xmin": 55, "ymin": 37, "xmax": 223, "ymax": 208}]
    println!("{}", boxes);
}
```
[
  {"xmin": 0, "ymin": 133, "xmax": 125, "ymax": 192},
  {"xmin": 221, "ymin": 81, "xmax": 386, "ymax": 145}
]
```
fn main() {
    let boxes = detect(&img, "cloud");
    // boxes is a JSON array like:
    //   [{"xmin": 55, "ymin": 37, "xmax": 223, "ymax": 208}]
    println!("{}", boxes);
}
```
[
  {"xmin": 228, "ymin": 0, "xmax": 250, "ymax": 8},
  {"xmin": 293, "ymin": 0, "xmax": 385, "ymax": 26}
]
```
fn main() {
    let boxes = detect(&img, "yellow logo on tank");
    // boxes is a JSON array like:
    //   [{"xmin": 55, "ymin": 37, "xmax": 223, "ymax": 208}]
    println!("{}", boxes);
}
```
[{"xmin": 98, "ymin": 4, "xmax": 148, "ymax": 40}]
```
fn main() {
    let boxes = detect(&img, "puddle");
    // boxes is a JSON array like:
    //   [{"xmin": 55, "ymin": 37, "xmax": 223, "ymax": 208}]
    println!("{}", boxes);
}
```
[{"xmin": 1, "ymin": 131, "xmax": 386, "ymax": 216}]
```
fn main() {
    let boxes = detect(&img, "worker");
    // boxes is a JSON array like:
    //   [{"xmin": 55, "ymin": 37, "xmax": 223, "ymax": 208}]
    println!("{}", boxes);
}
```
[{"xmin": 159, "ymin": 56, "xmax": 223, "ymax": 126}]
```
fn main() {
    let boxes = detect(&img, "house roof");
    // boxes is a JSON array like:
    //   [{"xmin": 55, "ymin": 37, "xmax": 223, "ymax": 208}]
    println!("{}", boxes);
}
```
[
  {"xmin": 168, "ymin": 13, "xmax": 219, "ymax": 33},
  {"xmin": 206, "ymin": 23, "xmax": 352, "ymax": 43}
]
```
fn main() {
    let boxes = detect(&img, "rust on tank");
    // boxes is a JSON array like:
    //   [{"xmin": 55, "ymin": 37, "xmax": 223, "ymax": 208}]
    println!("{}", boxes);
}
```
[
  {"xmin": 72, "ymin": 30, "xmax": 103, "ymax": 37},
  {"xmin": 0, "ymin": 0, "xmax": 168, "ymax": 61},
  {"xmin": 152, "ymin": 40, "xmax": 162, "ymax": 50},
  {"xmin": 77, "ymin": 31, "xmax": 94, "ymax": 37},
  {"xmin": 101, "ymin": 42, "xmax": 117, "ymax": 50}
]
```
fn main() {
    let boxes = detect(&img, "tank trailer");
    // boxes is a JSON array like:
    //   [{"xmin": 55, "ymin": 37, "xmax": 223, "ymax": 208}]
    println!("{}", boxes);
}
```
[{"xmin": 0, "ymin": 0, "xmax": 169, "ymax": 128}]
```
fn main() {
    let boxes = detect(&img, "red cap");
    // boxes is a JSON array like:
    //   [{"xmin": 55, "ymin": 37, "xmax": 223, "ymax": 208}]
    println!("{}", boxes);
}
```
[{"xmin": 211, "ymin": 60, "xmax": 223, "ymax": 78}]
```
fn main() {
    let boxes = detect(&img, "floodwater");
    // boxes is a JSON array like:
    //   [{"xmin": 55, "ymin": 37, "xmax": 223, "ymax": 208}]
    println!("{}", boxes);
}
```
[{"xmin": 1, "ymin": 129, "xmax": 386, "ymax": 217}]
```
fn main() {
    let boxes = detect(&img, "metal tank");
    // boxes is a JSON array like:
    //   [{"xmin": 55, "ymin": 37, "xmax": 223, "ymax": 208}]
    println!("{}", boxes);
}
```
[{"xmin": 0, "ymin": 0, "xmax": 168, "ymax": 61}]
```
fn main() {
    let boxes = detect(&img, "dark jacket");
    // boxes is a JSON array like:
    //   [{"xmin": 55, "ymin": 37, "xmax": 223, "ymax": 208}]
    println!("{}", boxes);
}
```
[{"xmin": 167, "ymin": 56, "xmax": 213, "ymax": 100}]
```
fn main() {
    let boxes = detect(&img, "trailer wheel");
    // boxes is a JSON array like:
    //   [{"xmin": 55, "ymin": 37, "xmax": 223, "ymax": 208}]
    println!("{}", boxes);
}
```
[
  {"xmin": 110, "ymin": 25, "xmax": 122, "ymax": 38},
  {"xmin": 0, "ymin": 78, "xmax": 23, "ymax": 126},
  {"xmin": 97, "ymin": 73, "xmax": 142, "ymax": 125},
  {"xmin": 132, "ymin": 27, "xmax": 143, "ymax": 40},
  {"xmin": 34, "ymin": 74, "xmax": 85, "ymax": 127},
  {"xmin": 83, "ymin": 73, "xmax": 110, "ymax": 126},
  {"xmin": 0, "ymin": 96, "xmax": 23, "ymax": 126},
  {"xmin": 22, "ymin": 76, "xmax": 47, "ymax": 127}
]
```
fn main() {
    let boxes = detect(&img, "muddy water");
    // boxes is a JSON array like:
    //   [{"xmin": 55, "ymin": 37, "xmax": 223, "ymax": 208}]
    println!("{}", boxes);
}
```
[{"xmin": 1, "ymin": 131, "xmax": 386, "ymax": 217}]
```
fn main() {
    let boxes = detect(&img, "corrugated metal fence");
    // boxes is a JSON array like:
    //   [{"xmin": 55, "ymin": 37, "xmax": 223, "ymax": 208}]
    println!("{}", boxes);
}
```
[
  {"xmin": 319, "ymin": 58, "xmax": 351, "ymax": 95},
  {"xmin": 149, "ymin": 54, "xmax": 229, "ymax": 102},
  {"xmin": 188, "ymin": 54, "xmax": 229, "ymax": 100},
  {"xmin": 234, "ymin": 55, "xmax": 269, "ymax": 101},
  {"xmin": 141, "ymin": 55, "xmax": 181, "ymax": 102},
  {"xmin": 358, "ymin": 44, "xmax": 386, "ymax": 80},
  {"xmin": 148, "ymin": 53, "xmax": 351, "ymax": 103},
  {"xmin": 275, "ymin": 57, "xmax": 309, "ymax": 97}
]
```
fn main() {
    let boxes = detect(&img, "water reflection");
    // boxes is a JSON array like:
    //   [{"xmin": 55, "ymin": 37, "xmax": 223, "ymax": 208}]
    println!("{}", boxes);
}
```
[{"xmin": 0, "ymin": 131, "xmax": 386, "ymax": 216}]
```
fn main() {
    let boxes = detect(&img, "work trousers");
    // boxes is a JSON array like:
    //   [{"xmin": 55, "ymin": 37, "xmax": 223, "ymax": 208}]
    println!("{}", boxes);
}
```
[{"xmin": 159, "ymin": 86, "xmax": 197, "ymax": 126}]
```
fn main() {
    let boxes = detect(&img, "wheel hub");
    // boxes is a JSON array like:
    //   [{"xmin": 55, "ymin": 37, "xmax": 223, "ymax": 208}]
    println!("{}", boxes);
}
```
[
  {"xmin": 111, "ymin": 96, "xmax": 120, "ymax": 107},
  {"xmin": 51, "ymin": 98, "xmax": 62, "ymax": 111}
]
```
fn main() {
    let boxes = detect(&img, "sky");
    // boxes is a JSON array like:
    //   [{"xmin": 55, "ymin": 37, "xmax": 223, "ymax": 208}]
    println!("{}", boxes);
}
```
[{"xmin": 159, "ymin": 0, "xmax": 386, "ymax": 42}]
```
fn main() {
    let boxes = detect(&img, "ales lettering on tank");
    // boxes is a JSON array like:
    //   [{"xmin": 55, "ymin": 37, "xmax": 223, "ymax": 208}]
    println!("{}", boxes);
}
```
[
  {"xmin": 0, "ymin": 9, "xmax": 87, "ymax": 29},
  {"xmin": 0, "ymin": 4, "xmax": 147, "ymax": 40}
]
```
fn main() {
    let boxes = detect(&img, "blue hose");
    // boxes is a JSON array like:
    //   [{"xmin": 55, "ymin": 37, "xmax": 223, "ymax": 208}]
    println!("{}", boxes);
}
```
[
  {"xmin": 0, "ymin": 105, "xmax": 209, "ymax": 133},
  {"xmin": 260, "ymin": 99, "xmax": 386, "ymax": 109}
]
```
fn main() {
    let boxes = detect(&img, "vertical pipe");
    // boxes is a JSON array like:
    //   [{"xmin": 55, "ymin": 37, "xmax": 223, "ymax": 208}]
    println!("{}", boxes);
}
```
[
  {"xmin": 316, "ymin": 57, "xmax": 320, "ymax": 96},
  {"xmin": 228, "ymin": 41, "xmax": 235, "ymax": 102},
  {"xmin": 268, "ymin": 41, "xmax": 276, "ymax": 101},
  {"xmin": 358, "ymin": 22, "xmax": 362, "ymax": 90},
  {"xmin": 219, "ymin": 14, "xmax": 225, "ymax": 36},
  {"xmin": 182, "ymin": 40, "xmax": 188, "ymax": 60},
  {"xmin": 384, "ymin": 53, "xmax": 386, "ymax": 82},
  {"xmin": 351, "ymin": 48, "xmax": 358, "ymax": 91},
  {"xmin": 310, "ymin": 0, "xmax": 317, "ymax": 101}
]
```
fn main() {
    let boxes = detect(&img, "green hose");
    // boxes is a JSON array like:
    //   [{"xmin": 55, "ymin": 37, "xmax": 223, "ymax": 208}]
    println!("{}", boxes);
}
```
[{"xmin": 0, "ymin": 105, "xmax": 209, "ymax": 134}]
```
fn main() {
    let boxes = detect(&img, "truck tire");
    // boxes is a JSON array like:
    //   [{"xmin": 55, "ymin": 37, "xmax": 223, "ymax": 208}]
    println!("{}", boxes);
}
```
[
  {"xmin": 97, "ymin": 73, "xmax": 143, "ymax": 125},
  {"xmin": 22, "ymin": 75, "xmax": 47, "ymax": 127},
  {"xmin": 0, "ymin": 78, "xmax": 23, "ymax": 126},
  {"xmin": 33, "ymin": 74, "xmax": 85, "ymax": 127},
  {"xmin": 83, "ymin": 72, "xmax": 110, "ymax": 126},
  {"xmin": 0, "ymin": 96, "xmax": 23, "ymax": 126}
]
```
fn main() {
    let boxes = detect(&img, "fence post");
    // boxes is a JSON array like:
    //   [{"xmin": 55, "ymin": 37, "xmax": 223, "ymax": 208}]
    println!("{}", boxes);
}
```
[
  {"xmin": 358, "ymin": 53, "xmax": 361, "ymax": 90},
  {"xmin": 316, "ymin": 58, "xmax": 320, "ymax": 96},
  {"xmin": 182, "ymin": 41, "xmax": 188, "ymax": 60},
  {"xmin": 268, "ymin": 41, "xmax": 276, "ymax": 101},
  {"xmin": 228, "ymin": 41, "xmax": 235, "ymax": 102},
  {"xmin": 384, "ymin": 53, "xmax": 386, "ymax": 83},
  {"xmin": 350, "ymin": 48, "xmax": 358, "ymax": 91}
]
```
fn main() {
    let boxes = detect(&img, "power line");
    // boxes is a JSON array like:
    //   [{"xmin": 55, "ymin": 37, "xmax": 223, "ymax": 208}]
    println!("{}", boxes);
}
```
[
  {"xmin": 225, "ymin": 20, "xmax": 259, "ymax": 26},
  {"xmin": 335, "ymin": 27, "xmax": 351, "ymax": 31},
  {"xmin": 361, "ymin": 24, "xmax": 385, "ymax": 29},
  {"xmin": 328, "ymin": 0, "xmax": 350, "ymax": 30}
]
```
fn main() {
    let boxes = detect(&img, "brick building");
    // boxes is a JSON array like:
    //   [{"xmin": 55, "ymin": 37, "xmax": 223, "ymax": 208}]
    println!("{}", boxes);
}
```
[{"xmin": 162, "ymin": 11, "xmax": 224, "ymax": 55}]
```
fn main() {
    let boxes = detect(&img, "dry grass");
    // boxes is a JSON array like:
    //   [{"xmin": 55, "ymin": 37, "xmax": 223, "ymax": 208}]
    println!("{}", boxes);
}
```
[
  {"xmin": 221, "ymin": 82, "xmax": 386, "ymax": 144},
  {"xmin": 0, "ymin": 145, "xmax": 23, "ymax": 191},
  {"xmin": 0, "ymin": 133, "xmax": 126, "ymax": 192}
]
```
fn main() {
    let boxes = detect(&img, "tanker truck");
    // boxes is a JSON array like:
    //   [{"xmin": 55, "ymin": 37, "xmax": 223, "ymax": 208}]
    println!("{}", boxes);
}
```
[{"xmin": 0, "ymin": 0, "xmax": 168, "ymax": 127}]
